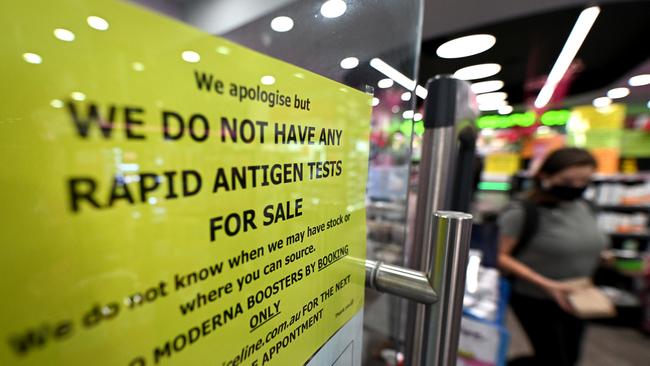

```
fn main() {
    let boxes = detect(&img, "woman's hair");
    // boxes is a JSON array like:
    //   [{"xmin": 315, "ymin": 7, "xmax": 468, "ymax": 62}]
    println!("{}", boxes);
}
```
[{"xmin": 528, "ymin": 147, "xmax": 597, "ymax": 204}]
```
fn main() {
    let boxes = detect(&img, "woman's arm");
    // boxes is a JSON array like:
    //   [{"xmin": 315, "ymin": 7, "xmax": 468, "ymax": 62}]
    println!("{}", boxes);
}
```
[{"xmin": 498, "ymin": 234, "xmax": 574, "ymax": 312}]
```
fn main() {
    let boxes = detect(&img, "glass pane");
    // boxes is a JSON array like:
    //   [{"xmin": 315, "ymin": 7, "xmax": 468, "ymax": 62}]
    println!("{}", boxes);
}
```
[
  {"xmin": 1, "ymin": 1, "xmax": 423, "ymax": 364},
  {"xmin": 132, "ymin": 1, "xmax": 425, "ymax": 363}
]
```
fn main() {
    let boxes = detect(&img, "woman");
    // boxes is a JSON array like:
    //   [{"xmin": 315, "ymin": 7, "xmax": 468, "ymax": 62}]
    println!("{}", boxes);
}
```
[{"xmin": 498, "ymin": 147, "xmax": 608, "ymax": 366}]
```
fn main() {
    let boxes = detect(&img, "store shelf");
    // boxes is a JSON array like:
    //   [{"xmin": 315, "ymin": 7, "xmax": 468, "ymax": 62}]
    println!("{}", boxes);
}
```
[
  {"xmin": 596, "ymin": 205, "xmax": 650, "ymax": 213},
  {"xmin": 608, "ymin": 232, "xmax": 650, "ymax": 240}
]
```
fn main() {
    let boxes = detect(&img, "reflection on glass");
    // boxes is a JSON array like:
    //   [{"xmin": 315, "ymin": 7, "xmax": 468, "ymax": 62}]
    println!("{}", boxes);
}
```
[
  {"xmin": 216, "ymin": 46, "xmax": 230, "ymax": 55},
  {"xmin": 320, "ymin": 0, "xmax": 347, "ymax": 19},
  {"xmin": 71, "ymin": 91, "xmax": 86, "ymax": 101},
  {"xmin": 87, "ymin": 15, "xmax": 109, "ymax": 31},
  {"xmin": 54, "ymin": 28, "xmax": 75, "ymax": 42},
  {"xmin": 22, "ymin": 52, "xmax": 42, "ymax": 64},
  {"xmin": 339, "ymin": 57, "xmax": 359, "ymax": 70},
  {"xmin": 377, "ymin": 78, "xmax": 394, "ymax": 89},
  {"xmin": 270, "ymin": 16, "xmax": 294, "ymax": 32},
  {"xmin": 260, "ymin": 75, "xmax": 276, "ymax": 85},
  {"xmin": 50, "ymin": 99, "xmax": 64, "ymax": 108},
  {"xmin": 181, "ymin": 50, "xmax": 201, "ymax": 63},
  {"xmin": 132, "ymin": 62, "xmax": 145, "ymax": 71}
]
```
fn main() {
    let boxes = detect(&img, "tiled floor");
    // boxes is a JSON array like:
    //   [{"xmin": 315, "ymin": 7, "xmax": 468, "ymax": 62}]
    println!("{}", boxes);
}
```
[{"xmin": 506, "ymin": 309, "xmax": 650, "ymax": 366}]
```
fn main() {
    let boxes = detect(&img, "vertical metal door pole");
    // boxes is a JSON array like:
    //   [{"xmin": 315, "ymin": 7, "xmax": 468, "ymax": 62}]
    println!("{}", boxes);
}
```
[
  {"xmin": 425, "ymin": 211, "xmax": 473, "ymax": 366},
  {"xmin": 405, "ymin": 126, "xmax": 456, "ymax": 366},
  {"xmin": 406, "ymin": 76, "xmax": 460, "ymax": 366}
]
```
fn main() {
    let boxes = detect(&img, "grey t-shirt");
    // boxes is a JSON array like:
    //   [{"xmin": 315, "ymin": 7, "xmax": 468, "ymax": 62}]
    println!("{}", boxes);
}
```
[{"xmin": 498, "ymin": 200, "xmax": 609, "ymax": 299}]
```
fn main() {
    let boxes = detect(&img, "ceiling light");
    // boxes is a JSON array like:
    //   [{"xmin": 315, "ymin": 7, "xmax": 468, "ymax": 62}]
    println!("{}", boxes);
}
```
[
  {"xmin": 372, "ymin": 97, "xmax": 379, "ymax": 106},
  {"xmin": 271, "ymin": 16, "xmax": 294, "ymax": 32},
  {"xmin": 401, "ymin": 92, "xmax": 411, "ymax": 101},
  {"xmin": 454, "ymin": 63, "xmax": 501, "ymax": 81},
  {"xmin": 340, "ymin": 57, "xmax": 359, "ymax": 69},
  {"xmin": 478, "ymin": 102, "xmax": 507, "ymax": 111},
  {"xmin": 592, "ymin": 96, "xmax": 612, "ymax": 108},
  {"xmin": 471, "ymin": 80, "xmax": 504, "ymax": 94},
  {"xmin": 415, "ymin": 85, "xmax": 428, "ymax": 99},
  {"xmin": 607, "ymin": 87, "xmax": 629, "ymax": 99},
  {"xmin": 534, "ymin": 6, "xmax": 600, "ymax": 108},
  {"xmin": 403, "ymin": 110, "xmax": 414, "ymax": 119},
  {"xmin": 22, "ymin": 52, "xmax": 42, "ymax": 64},
  {"xmin": 181, "ymin": 51, "xmax": 200, "ymax": 63},
  {"xmin": 628, "ymin": 74, "xmax": 650, "ymax": 87},
  {"xmin": 261, "ymin": 75, "xmax": 275, "ymax": 85},
  {"xmin": 87, "ymin": 16, "xmax": 109, "ymax": 31},
  {"xmin": 378, "ymin": 78, "xmax": 393, "ymax": 88},
  {"xmin": 391, "ymin": 105, "xmax": 400, "ymax": 113},
  {"xmin": 370, "ymin": 58, "xmax": 416, "ymax": 90},
  {"xmin": 476, "ymin": 92, "xmax": 507, "ymax": 104},
  {"xmin": 54, "ymin": 28, "xmax": 75, "ymax": 42},
  {"xmin": 436, "ymin": 34, "xmax": 496, "ymax": 59},
  {"xmin": 414, "ymin": 113, "xmax": 423, "ymax": 121},
  {"xmin": 498, "ymin": 105, "xmax": 513, "ymax": 115},
  {"xmin": 320, "ymin": 0, "xmax": 347, "ymax": 18}
]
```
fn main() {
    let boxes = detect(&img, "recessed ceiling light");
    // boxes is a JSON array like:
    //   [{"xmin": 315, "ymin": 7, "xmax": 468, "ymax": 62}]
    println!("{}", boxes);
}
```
[
  {"xmin": 271, "ymin": 16, "xmax": 294, "ymax": 32},
  {"xmin": 476, "ymin": 92, "xmax": 507, "ymax": 104},
  {"xmin": 593, "ymin": 96, "xmax": 612, "ymax": 108},
  {"xmin": 415, "ymin": 85, "xmax": 428, "ymax": 99},
  {"xmin": 320, "ymin": 0, "xmax": 347, "ymax": 18},
  {"xmin": 54, "ymin": 28, "xmax": 75, "ymax": 42},
  {"xmin": 607, "ymin": 87, "xmax": 629, "ymax": 99},
  {"xmin": 498, "ymin": 105, "xmax": 513, "ymax": 115},
  {"xmin": 261, "ymin": 75, "xmax": 275, "ymax": 85},
  {"xmin": 401, "ymin": 92, "xmax": 411, "ymax": 101},
  {"xmin": 534, "ymin": 6, "xmax": 600, "ymax": 108},
  {"xmin": 414, "ymin": 113, "xmax": 423, "ymax": 121},
  {"xmin": 87, "ymin": 16, "xmax": 109, "ymax": 31},
  {"xmin": 471, "ymin": 80, "xmax": 504, "ymax": 94},
  {"xmin": 181, "ymin": 50, "xmax": 200, "ymax": 63},
  {"xmin": 340, "ymin": 57, "xmax": 359, "ymax": 69},
  {"xmin": 478, "ymin": 101, "xmax": 507, "ymax": 111},
  {"xmin": 22, "ymin": 52, "xmax": 42, "ymax": 64},
  {"xmin": 454, "ymin": 63, "xmax": 501, "ymax": 80},
  {"xmin": 403, "ymin": 110, "xmax": 414, "ymax": 119},
  {"xmin": 436, "ymin": 34, "xmax": 496, "ymax": 59},
  {"xmin": 628, "ymin": 74, "xmax": 650, "ymax": 87},
  {"xmin": 372, "ymin": 97, "xmax": 379, "ymax": 106},
  {"xmin": 378, "ymin": 78, "xmax": 393, "ymax": 88},
  {"xmin": 391, "ymin": 105, "xmax": 400, "ymax": 113},
  {"xmin": 369, "ymin": 58, "xmax": 416, "ymax": 91}
]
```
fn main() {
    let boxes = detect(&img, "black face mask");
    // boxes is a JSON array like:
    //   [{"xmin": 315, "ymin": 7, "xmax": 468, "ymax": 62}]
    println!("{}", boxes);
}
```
[{"xmin": 546, "ymin": 185, "xmax": 587, "ymax": 201}]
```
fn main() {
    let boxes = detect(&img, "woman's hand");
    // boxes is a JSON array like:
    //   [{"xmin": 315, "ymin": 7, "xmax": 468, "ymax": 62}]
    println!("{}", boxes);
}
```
[{"xmin": 542, "ymin": 280, "xmax": 575, "ymax": 314}]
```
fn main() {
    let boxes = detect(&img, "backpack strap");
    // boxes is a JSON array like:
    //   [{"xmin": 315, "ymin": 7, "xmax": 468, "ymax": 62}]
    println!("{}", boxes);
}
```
[{"xmin": 511, "ymin": 199, "xmax": 539, "ymax": 257}]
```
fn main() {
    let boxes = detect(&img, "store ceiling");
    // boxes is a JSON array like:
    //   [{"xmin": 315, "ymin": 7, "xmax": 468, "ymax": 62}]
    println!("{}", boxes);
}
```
[
  {"xmin": 419, "ymin": 0, "xmax": 650, "ymax": 108},
  {"xmin": 142, "ymin": 0, "xmax": 650, "ymax": 109}
]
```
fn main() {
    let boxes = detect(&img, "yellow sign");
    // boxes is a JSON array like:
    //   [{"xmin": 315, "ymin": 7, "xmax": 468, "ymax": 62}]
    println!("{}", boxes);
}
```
[
  {"xmin": 568, "ymin": 104, "xmax": 626, "ymax": 131},
  {"xmin": 484, "ymin": 152, "xmax": 521, "ymax": 175},
  {"xmin": 0, "ymin": 1, "xmax": 370, "ymax": 365}
]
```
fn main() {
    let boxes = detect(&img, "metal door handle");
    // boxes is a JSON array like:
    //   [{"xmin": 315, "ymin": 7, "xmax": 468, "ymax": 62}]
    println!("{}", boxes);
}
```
[{"xmin": 364, "ymin": 211, "xmax": 472, "ymax": 305}]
